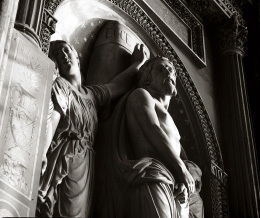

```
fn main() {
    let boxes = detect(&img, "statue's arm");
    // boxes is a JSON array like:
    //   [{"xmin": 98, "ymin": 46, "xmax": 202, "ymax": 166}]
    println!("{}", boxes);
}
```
[
  {"xmin": 105, "ymin": 44, "xmax": 147, "ymax": 100},
  {"xmin": 127, "ymin": 88, "xmax": 195, "ymax": 194}
]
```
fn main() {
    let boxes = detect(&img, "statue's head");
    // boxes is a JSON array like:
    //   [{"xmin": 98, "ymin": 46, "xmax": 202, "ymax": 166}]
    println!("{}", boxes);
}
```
[
  {"xmin": 48, "ymin": 40, "xmax": 80, "ymax": 73},
  {"xmin": 138, "ymin": 56, "xmax": 177, "ymax": 96}
]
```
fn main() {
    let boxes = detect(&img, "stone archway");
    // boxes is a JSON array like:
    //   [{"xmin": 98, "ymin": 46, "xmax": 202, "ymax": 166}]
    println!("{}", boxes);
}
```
[{"xmin": 41, "ymin": 0, "xmax": 228, "ymax": 217}]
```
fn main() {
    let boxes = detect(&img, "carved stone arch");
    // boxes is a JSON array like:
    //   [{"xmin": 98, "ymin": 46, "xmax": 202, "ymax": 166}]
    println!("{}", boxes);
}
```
[{"xmin": 42, "ymin": 0, "xmax": 229, "ymax": 217}]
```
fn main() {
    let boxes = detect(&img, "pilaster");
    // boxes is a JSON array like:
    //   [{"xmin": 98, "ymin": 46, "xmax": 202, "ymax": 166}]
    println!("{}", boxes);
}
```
[
  {"xmin": 189, "ymin": 1, "xmax": 259, "ymax": 216},
  {"xmin": 217, "ymin": 15, "xmax": 260, "ymax": 218}
]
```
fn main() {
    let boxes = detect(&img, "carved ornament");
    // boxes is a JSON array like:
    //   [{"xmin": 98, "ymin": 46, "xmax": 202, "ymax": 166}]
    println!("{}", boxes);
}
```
[
  {"xmin": 163, "ymin": 0, "xmax": 205, "ymax": 62},
  {"xmin": 44, "ymin": 0, "xmax": 62, "ymax": 15},
  {"xmin": 218, "ymin": 15, "xmax": 248, "ymax": 51},
  {"xmin": 39, "ymin": 0, "xmax": 60, "ymax": 54},
  {"xmin": 213, "ymin": 0, "xmax": 245, "ymax": 25},
  {"xmin": 40, "ymin": 8, "xmax": 57, "ymax": 54},
  {"xmin": 190, "ymin": 0, "xmax": 211, "ymax": 14}
]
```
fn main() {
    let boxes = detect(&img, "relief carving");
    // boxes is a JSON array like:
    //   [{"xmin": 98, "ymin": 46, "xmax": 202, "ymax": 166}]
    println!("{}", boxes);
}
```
[
  {"xmin": 190, "ymin": 0, "xmax": 210, "ymax": 14},
  {"xmin": 40, "ymin": 9, "xmax": 57, "ymax": 54},
  {"xmin": 0, "ymin": 208, "xmax": 14, "ymax": 217},
  {"xmin": 0, "ymin": 36, "xmax": 47, "ymax": 198},
  {"xmin": 0, "ymin": 85, "xmax": 38, "ymax": 194}
]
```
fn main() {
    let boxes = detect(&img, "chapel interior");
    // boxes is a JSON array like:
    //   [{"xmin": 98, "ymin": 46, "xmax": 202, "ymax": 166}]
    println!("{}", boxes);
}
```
[{"xmin": 0, "ymin": 0, "xmax": 259, "ymax": 217}]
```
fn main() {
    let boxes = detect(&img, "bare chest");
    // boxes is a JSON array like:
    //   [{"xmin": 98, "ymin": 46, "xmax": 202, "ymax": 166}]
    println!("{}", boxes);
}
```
[{"xmin": 154, "ymin": 102, "xmax": 181, "ymax": 143}]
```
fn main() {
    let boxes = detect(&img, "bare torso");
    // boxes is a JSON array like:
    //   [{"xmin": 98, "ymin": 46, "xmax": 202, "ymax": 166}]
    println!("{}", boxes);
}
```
[{"xmin": 126, "ymin": 89, "xmax": 181, "ymax": 164}]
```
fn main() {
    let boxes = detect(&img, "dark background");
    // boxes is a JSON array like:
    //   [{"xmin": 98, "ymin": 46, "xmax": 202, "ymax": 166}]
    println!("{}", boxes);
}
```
[{"xmin": 243, "ymin": 0, "xmax": 260, "ymax": 170}]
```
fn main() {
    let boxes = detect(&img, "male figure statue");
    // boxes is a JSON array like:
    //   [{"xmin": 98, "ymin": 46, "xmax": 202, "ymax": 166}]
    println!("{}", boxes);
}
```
[
  {"xmin": 126, "ymin": 56, "xmax": 195, "ymax": 217},
  {"xmin": 95, "ymin": 56, "xmax": 203, "ymax": 218}
]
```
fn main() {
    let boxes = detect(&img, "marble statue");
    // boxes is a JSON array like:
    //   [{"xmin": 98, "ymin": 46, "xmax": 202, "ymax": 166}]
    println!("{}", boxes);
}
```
[
  {"xmin": 36, "ymin": 40, "xmax": 147, "ymax": 217},
  {"xmin": 94, "ymin": 56, "xmax": 204, "ymax": 218}
]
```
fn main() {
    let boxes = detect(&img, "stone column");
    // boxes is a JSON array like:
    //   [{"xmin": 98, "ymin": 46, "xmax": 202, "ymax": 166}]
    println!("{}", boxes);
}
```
[
  {"xmin": 0, "ymin": 0, "xmax": 19, "ymax": 95},
  {"xmin": 217, "ymin": 15, "xmax": 260, "ymax": 218},
  {"xmin": 14, "ymin": 0, "xmax": 45, "ymax": 47}
]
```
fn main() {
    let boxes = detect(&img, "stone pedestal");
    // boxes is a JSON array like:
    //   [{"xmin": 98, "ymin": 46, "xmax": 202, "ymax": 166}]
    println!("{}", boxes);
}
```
[{"xmin": 0, "ymin": 29, "xmax": 54, "ymax": 217}]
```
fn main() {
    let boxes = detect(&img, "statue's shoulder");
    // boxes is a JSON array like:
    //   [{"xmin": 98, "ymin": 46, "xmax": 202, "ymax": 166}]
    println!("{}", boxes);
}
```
[
  {"xmin": 130, "ymin": 88, "xmax": 150, "ymax": 97},
  {"xmin": 129, "ymin": 88, "xmax": 152, "ymax": 99},
  {"xmin": 53, "ymin": 77, "xmax": 70, "ymax": 88},
  {"xmin": 127, "ymin": 88, "xmax": 154, "ymax": 109},
  {"xmin": 52, "ymin": 77, "xmax": 71, "ymax": 97}
]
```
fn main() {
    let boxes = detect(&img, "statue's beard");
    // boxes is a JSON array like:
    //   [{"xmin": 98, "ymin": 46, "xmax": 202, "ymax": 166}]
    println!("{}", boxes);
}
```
[
  {"xmin": 148, "ymin": 79, "xmax": 177, "ymax": 96},
  {"xmin": 162, "ymin": 80, "xmax": 177, "ymax": 96}
]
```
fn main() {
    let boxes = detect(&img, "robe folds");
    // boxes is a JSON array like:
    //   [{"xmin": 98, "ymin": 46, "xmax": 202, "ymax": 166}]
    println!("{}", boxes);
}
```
[
  {"xmin": 37, "ymin": 77, "xmax": 111, "ymax": 218},
  {"xmin": 94, "ymin": 90, "xmax": 189, "ymax": 218}
]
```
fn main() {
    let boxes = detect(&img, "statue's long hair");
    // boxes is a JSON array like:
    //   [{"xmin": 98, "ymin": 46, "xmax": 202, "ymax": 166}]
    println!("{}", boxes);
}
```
[{"xmin": 138, "ymin": 56, "xmax": 176, "ymax": 88}]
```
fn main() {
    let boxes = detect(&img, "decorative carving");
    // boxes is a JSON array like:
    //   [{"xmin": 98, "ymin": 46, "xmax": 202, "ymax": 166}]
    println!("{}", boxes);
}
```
[
  {"xmin": 211, "ymin": 162, "xmax": 228, "ymax": 185},
  {"xmin": 44, "ymin": 0, "xmax": 62, "ymax": 15},
  {"xmin": 213, "ymin": 0, "xmax": 245, "ymax": 25},
  {"xmin": 0, "ymin": 208, "xmax": 13, "ymax": 217},
  {"xmin": 163, "ymin": 0, "xmax": 205, "ymax": 62},
  {"xmin": 40, "ymin": 9, "xmax": 57, "ymax": 54},
  {"xmin": 38, "ymin": 0, "xmax": 60, "ymax": 54},
  {"xmin": 218, "ymin": 15, "xmax": 247, "ymax": 51},
  {"xmin": 0, "ymin": 148, "xmax": 28, "ymax": 193},
  {"xmin": 0, "ymin": 85, "xmax": 39, "ymax": 194},
  {"xmin": 0, "ymin": 34, "xmax": 51, "ymax": 199},
  {"xmin": 210, "ymin": 177, "xmax": 229, "ymax": 218},
  {"xmin": 213, "ymin": 0, "xmax": 234, "ymax": 17},
  {"xmin": 190, "ymin": 0, "xmax": 210, "ymax": 14},
  {"xmin": 190, "ymin": 0, "xmax": 247, "ymax": 52},
  {"xmin": 42, "ymin": 9, "xmax": 56, "ymax": 35}
]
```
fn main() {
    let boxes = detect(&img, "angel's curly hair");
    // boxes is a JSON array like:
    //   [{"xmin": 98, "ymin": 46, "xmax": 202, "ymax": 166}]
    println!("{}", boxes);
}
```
[{"xmin": 138, "ymin": 56, "xmax": 176, "ymax": 88}]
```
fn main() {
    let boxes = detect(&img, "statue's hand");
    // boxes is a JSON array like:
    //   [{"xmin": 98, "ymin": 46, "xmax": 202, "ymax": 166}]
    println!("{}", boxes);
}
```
[
  {"xmin": 174, "ymin": 183, "xmax": 188, "ymax": 204},
  {"xmin": 178, "ymin": 168, "xmax": 195, "ymax": 196},
  {"xmin": 131, "ymin": 43, "xmax": 148, "ymax": 65}
]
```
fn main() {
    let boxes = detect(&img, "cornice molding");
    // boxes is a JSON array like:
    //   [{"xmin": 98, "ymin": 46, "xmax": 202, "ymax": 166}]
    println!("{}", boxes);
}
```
[
  {"xmin": 163, "ymin": 0, "xmax": 206, "ymax": 62},
  {"xmin": 189, "ymin": 0, "xmax": 247, "ymax": 51}
]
